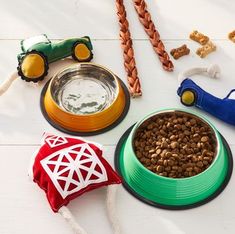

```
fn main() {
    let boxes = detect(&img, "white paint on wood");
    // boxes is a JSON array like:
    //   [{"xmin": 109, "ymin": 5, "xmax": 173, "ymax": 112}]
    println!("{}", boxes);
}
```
[{"xmin": 0, "ymin": 0, "xmax": 235, "ymax": 233}]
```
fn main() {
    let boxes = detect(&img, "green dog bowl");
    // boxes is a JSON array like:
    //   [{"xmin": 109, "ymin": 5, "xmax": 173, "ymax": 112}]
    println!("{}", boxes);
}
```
[{"xmin": 115, "ymin": 109, "xmax": 233, "ymax": 209}]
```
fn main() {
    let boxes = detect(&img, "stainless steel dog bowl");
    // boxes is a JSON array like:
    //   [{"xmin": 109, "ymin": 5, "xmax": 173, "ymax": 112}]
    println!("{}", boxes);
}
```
[{"xmin": 40, "ymin": 63, "xmax": 130, "ymax": 135}]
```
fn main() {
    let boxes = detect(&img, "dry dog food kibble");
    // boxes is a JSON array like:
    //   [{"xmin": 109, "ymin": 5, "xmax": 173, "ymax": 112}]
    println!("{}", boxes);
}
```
[
  {"xmin": 134, "ymin": 112, "xmax": 217, "ymax": 178},
  {"xmin": 170, "ymin": 44, "xmax": 190, "ymax": 60}
]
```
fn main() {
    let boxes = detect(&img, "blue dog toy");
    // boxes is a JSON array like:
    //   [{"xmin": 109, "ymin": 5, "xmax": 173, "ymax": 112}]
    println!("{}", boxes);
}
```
[{"xmin": 177, "ymin": 64, "xmax": 235, "ymax": 126}]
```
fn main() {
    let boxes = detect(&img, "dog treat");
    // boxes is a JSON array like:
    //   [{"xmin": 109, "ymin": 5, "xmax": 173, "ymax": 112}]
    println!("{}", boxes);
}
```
[
  {"xmin": 170, "ymin": 44, "xmax": 190, "ymax": 60},
  {"xmin": 228, "ymin": 30, "xmax": 235, "ymax": 43},
  {"xmin": 133, "ymin": 112, "xmax": 216, "ymax": 178},
  {"xmin": 196, "ymin": 41, "xmax": 216, "ymax": 58},
  {"xmin": 190, "ymin": 30, "xmax": 209, "ymax": 45},
  {"xmin": 115, "ymin": 0, "xmax": 175, "ymax": 97},
  {"xmin": 116, "ymin": 0, "xmax": 142, "ymax": 97},
  {"xmin": 133, "ymin": 0, "xmax": 174, "ymax": 71}
]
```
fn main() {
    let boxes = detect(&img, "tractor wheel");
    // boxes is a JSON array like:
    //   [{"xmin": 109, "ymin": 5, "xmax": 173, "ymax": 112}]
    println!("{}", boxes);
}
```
[
  {"xmin": 180, "ymin": 90, "xmax": 196, "ymax": 106},
  {"xmin": 72, "ymin": 42, "xmax": 93, "ymax": 62},
  {"xmin": 18, "ymin": 51, "xmax": 49, "ymax": 82}
]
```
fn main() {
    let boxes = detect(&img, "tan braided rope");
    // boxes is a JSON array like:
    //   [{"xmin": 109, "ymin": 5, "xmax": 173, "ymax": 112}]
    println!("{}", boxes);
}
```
[
  {"xmin": 116, "ymin": 0, "xmax": 142, "ymax": 97},
  {"xmin": 133, "ymin": 0, "xmax": 173, "ymax": 72}
]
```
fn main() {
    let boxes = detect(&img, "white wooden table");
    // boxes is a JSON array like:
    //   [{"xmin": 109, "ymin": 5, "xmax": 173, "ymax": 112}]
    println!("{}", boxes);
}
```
[{"xmin": 1, "ymin": 1, "xmax": 235, "ymax": 233}]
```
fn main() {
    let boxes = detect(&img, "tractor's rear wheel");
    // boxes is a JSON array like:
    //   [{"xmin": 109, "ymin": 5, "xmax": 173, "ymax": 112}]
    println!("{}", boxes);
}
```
[
  {"xmin": 18, "ymin": 51, "xmax": 48, "ymax": 82},
  {"xmin": 72, "ymin": 42, "xmax": 93, "ymax": 62},
  {"xmin": 181, "ymin": 90, "xmax": 196, "ymax": 106}
]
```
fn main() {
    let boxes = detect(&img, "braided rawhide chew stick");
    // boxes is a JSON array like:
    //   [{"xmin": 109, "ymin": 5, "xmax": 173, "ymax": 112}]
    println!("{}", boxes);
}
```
[
  {"xmin": 116, "ymin": 0, "xmax": 142, "ymax": 97},
  {"xmin": 133, "ymin": 0, "xmax": 174, "ymax": 72}
]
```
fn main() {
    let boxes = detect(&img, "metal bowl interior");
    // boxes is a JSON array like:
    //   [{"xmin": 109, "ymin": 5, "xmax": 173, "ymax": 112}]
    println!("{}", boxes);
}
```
[
  {"xmin": 50, "ymin": 63, "xmax": 118, "ymax": 115},
  {"xmin": 42, "ymin": 63, "xmax": 129, "ymax": 134}
]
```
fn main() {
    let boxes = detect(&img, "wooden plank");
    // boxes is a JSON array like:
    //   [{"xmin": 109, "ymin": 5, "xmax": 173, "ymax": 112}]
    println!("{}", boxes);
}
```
[
  {"xmin": 1, "ymin": 1, "xmax": 235, "ymax": 234},
  {"xmin": 0, "ymin": 0, "xmax": 234, "ymax": 39}
]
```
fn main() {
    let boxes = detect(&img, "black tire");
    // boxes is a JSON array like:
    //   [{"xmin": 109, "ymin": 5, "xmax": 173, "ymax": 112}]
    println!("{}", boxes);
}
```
[
  {"xmin": 72, "ymin": 42, "xmax": 93, "ymax": 62},
  {"xmin": 17, "ymin": 50, "xmax": 49, "ymax": 83}
]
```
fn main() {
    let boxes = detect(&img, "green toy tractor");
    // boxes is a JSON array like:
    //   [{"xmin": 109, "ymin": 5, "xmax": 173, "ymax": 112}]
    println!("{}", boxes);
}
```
[{"xmin": 17, "ymin": 34, "xmax": 93, "ymax": 82}]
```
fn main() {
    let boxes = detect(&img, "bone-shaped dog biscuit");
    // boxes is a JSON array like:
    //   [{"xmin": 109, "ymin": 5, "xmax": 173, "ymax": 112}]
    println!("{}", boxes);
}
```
[
  {"xmin": 190, "ymin": 30, "xmax": 209, "ymax": 45},
  {"xmin": 170, "ymin": 44, "xmax": 190, "ymax": 60},
  {"xmin": 196, "ymin": 41, "xmax": 216, "ymax": 58},
  {"xmin": 228, "ymin": 30, "xmax": 235, "ymax": 43}
]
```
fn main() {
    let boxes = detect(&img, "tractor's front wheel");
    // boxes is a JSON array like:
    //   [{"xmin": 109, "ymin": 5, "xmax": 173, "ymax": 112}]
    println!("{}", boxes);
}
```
[
  {"xmin": 180, "ymin": 90, "xmax": 196, "ymax": 106},
  {"xmin": 72, "ymin": 42, "xmax": 93, "ymax": 62},
  {"xmin": 18, "ymin": 51, "xmax": 49, "ymax": 82}
]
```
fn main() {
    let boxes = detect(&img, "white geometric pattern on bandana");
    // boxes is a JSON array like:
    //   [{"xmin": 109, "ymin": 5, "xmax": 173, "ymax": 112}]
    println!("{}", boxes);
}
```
[
  {"xmin": 45, "ymin": 135, "xmax": 68, "ymax": 148},
  {"xmin": 40, "ymin": 143, "xmax": 108, "ymax": 199}
]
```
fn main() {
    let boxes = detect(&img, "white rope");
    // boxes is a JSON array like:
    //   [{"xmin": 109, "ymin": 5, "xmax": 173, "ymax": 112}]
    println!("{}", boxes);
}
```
[
  {"xmin": 106, "ymin": 184, "xmax": 121, "ymax": 234},
  {"xmin": 178, "ymin": 64, "xmax": 220, "ymax": 85},
  {"xmin": 0, "ymin": 71, "xmax": 18, "ymax": 96},
  {"xmin": 58, "ymin": 206, "xmax": 88, "ymax": 234}
]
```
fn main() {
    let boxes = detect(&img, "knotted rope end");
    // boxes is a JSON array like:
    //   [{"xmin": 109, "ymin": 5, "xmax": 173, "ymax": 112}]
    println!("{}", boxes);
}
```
[{"xmin": 207, "ymin": 64, "xmax": 220, "ymax": 79}]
